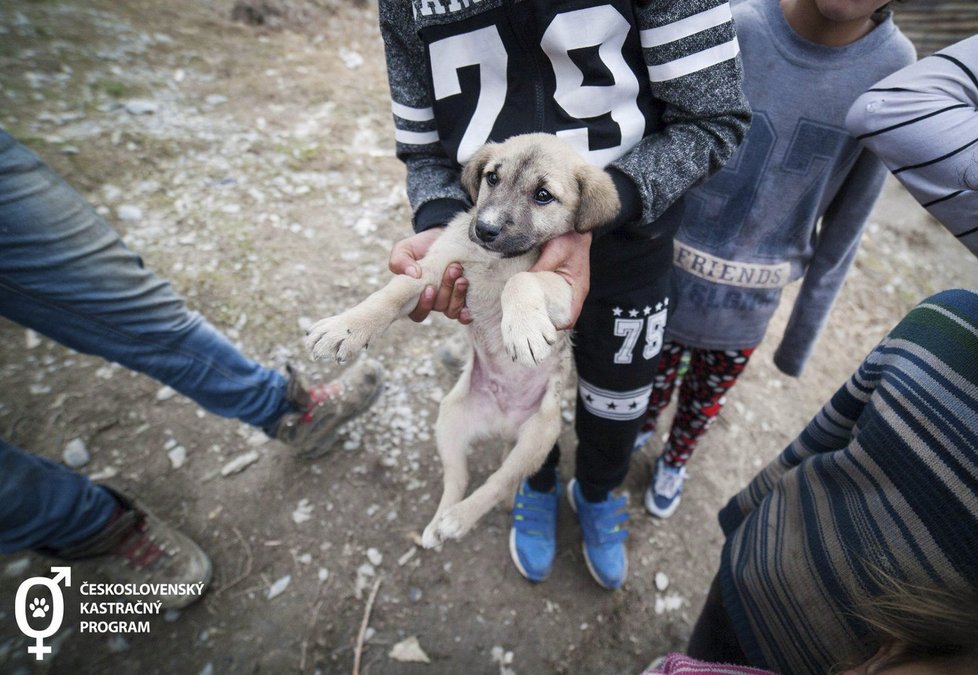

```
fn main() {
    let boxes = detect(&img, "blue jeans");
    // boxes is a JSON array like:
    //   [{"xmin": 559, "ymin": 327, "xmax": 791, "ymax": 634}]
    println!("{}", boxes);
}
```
[{"xmin": 0, "ymin": 129, "xmax": 292, "ymax": 552}]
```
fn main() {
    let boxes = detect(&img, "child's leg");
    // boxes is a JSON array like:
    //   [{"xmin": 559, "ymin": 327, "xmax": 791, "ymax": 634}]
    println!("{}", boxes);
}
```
[
  {"xmin": 662, "ymin": 347, "xmax": 755, "ymax": 467},
  {"xmin": 638, "ymin": 340, "xmax": 687, "ymax": 438}
]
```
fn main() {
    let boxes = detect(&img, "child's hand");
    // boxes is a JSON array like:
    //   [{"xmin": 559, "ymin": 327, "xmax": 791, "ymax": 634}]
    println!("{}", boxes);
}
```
[
  {"xmin": 530, "ymin": 230, "xmax": 592, "ymax": 329},
  {"xmin": 389, "ymin": 229, "xmax": 471, "ymax": 324}
]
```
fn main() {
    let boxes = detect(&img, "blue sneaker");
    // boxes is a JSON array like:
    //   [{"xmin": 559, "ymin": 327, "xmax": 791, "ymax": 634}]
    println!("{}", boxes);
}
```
[
  {"xmin": 567, "ymin": 479, "xmax": 628, "ymax": 590},
  {"xmin": 509, "ymin": 479, "xmax": 560, "ymax": 582},
  {"xmin": 644, "ymin": 456, "xmax": 687, "ymax": 519}
]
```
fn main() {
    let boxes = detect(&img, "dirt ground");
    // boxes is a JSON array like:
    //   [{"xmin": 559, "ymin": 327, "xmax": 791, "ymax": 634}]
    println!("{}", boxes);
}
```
[{"xmin": 0, "ymin": 2, "xmax": 975, "ymax": 673}]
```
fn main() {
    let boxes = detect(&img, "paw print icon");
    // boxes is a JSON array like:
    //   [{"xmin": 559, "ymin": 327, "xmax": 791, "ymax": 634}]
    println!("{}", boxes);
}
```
[{"xmin": 29, "ymin": 598, "xmax": 49, "ymax": 619}]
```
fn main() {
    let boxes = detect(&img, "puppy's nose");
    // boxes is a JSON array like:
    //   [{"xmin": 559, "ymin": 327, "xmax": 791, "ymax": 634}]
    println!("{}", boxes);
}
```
[{"xmin": 475, "ymin": 219, "xmax": 501, "ymax": 243}]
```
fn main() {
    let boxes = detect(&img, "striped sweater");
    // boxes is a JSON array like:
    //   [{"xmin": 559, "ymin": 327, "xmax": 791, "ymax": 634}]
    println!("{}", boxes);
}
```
[
  {"xmin": 847, "ymin": 35, "xmax": 978, "ymax": 256},
  {"xmin": 378, "ymin": 0, "xmax": 751, "ymax": 236},
  {"xmin": 717, "ymin": 288, "xmax": 978, "ymax": 674}
]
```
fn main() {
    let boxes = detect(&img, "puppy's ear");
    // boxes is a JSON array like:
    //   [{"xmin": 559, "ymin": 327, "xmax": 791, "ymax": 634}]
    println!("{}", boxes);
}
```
[
  {"xmin": 574, "ymin": 165, "xmax": 621, "ymax": 233},
  {"xmin": 461, "ymin": 143, "xmax": 495, "ymax": 202}
]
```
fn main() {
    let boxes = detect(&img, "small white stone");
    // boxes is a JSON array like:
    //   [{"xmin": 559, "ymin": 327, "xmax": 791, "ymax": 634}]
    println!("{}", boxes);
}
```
[
  {"xmin": 389, "ymin": 636, "xmax": 430, "ymax": 664},
  {"xmin": 156, "ymin": 385, "xmax": 177, "ymax": 401},
  {"xmin": 366, "ymin": 548, "xmax": 382, "ymax": 566},
  {"xmin": 266, "ymin": 575, "xmax": 291, "ymax": 600},
  {"xmin": 338, "ymin": 48, "xmax": 364, "ymax": 70},
  {"xmin": 124, "ymin": 99, "xmax": 157, "ymax": 115},
  {"xmin": 292, "ymin": 499, "xmax": 314, "ymax": 524},
  {"xmin": 317, "ymin": 568, "xmax": 330, "ymax": 583},
  {"xmin": 654, "ymin": 593, "xmax": 684, "ymax": 615},
  {"xmin": 116, "ymin": 205, "xmax": 143, "ymax": 221},
  {"xmin": 655, "ymin": 572, "xmax": 669, "ymax": 591},
  {"xmin": 167, "ymin": 446, "xmax": 187, "ymax": 469},
  {"xmin": 62, "ymin": 438, "xmax": 90, "ymax": 468},
  {"xmin": 25, "ymin": 329, "xmax": 41, "ymax": 349}
]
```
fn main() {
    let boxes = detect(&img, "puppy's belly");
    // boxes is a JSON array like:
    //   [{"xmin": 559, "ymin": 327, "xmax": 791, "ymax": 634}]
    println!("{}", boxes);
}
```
[{"xmin": 468, "ymin": 351, "xmax": 553, "ymax": 431}]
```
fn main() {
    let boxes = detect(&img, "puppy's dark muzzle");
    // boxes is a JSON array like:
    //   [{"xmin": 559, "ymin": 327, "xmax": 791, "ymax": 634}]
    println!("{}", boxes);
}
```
[{"xmin": 474, "ymin": 219, "xmax": 502, "ymax": 243}]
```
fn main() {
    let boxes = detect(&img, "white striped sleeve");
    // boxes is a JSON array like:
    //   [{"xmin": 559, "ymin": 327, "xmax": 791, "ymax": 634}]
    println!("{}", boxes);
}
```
[
  {"xmin": 647, "ymin": 37, "xmax": 740, "ymax": 83},
  {"xmin": 391, "ymin": 98, "xmax": 439, "ymax": 146},
  {"xmin": 640, "ymin": 2, "xmax": 733, "ymax": 48},
  {"xmin": 391, "ymin": 100, "xmax": 434, "ymax": 123},
  {"xmin": 847, "ymin": 36, "xmax": 978, "ymax": 255},
  {"xmin": 639, "ymin": 2, "xmax": 740, "ymax": 83},
  {"xmin": 394, "ymin": 128, "xmax": 439, "ymax": 146}
]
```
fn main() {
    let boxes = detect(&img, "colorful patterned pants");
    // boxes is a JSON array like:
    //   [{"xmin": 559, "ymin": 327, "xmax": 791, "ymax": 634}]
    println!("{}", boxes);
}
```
[{"xmin": 640, "ymin": 340, "xmax": 755, "ymax": 467}]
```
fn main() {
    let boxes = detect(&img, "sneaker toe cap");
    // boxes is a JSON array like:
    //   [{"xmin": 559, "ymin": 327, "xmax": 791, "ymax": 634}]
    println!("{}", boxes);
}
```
[
  {"xmin": 583, "ymin": 544, "xmax": 627, "ymax": 589},
  {"xmin": 509, "ymin": 529, "xmax": 555, "ymax": 582}
]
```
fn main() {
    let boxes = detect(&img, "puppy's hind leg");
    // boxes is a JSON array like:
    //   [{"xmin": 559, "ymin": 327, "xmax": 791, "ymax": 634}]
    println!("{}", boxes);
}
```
[
  {"xmin": 431, "ymin": 381, "xmax": 563, "ymax": 544},
  {"xmin": 421, "ymin": 370, "xmax": 487, "ymax": 549}
]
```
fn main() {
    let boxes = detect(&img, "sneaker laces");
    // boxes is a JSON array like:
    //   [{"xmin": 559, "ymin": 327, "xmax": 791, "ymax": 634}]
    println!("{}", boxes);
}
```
[{"xmin": 654, "ymin": 463, "xmax": 686, "ymax": 499}]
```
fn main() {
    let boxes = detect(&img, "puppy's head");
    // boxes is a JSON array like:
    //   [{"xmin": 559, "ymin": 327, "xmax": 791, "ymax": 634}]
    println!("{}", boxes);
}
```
[{"xmin": 460, "ymin": 134, "xmax": 620, "ymax": 257}]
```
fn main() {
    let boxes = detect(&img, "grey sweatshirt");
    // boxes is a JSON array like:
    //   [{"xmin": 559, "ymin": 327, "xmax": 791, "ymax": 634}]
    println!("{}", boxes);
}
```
[
  {"xmin": 378, "ymin": 0, "xmax": 751, "ymax": 237},
  {"xmin": 847, "ymin": 34, "xmax": 978, "ymax": 257},
  {"xmin": 665, "ymin": 0, "xmax": 915, "ymax": 376}
]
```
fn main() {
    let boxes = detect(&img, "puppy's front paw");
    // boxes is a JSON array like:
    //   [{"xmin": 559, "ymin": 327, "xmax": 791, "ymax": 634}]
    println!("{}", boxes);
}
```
[
  {"xmin": 501, "ymin": 309, "xmax": 558, "ymax": 366},
  {"xmin": 305, "ymin": 312, "xmax": 372, "ymax": 363}
]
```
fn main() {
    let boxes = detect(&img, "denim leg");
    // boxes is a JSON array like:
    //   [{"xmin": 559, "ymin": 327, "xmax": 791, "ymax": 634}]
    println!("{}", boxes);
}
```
[
  {"xmin": 0, "ymin": 438, "xmax": 118, "ymax": 552},
  {"xmin": 0, "ymin": 129, "xmax": 292, "ymax": 431}
]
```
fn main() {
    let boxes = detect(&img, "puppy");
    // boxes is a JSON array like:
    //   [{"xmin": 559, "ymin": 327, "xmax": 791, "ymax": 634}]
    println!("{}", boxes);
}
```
[{"xmin": 305, "ymin": 133, "xmax": 619, "ymax": 548}]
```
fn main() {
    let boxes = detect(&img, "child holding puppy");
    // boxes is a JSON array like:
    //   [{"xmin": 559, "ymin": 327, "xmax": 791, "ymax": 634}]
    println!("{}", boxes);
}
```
[{"xmin": 378, "ymin": 0, "xmax": 751, "ymax": 589}]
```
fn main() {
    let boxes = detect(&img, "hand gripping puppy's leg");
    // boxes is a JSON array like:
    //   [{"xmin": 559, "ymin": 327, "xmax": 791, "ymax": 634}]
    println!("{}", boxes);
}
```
[{"xmin": 500, "ymin": 271, "xmax": 573, "ymax": 366}]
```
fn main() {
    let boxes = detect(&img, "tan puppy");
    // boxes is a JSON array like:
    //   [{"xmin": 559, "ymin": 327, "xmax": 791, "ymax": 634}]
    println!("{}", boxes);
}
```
[{"xmin": 305, "ymin": 133, "xmax": 619, "ymax": 548}]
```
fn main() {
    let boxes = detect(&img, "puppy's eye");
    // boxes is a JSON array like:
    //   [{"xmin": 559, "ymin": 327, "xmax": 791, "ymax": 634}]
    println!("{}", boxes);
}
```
[
  {"xmin": 533, "ymin": 188, "xmax": 554, "ymax": 204},
  {"xmin": 486, "ymin": 171, "xmax": 498, "ymax": 186}
]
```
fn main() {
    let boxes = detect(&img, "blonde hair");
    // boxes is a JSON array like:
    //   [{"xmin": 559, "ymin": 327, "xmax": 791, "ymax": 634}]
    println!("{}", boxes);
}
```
[{"xmin": 843, "ymin": 569, "xmax": 978, "ymax": 672}]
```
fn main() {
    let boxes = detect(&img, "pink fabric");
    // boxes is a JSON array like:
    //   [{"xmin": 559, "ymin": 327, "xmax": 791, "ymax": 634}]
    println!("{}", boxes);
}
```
[{"xmin": 642, "ymin": 653, "xmax": 775, "ymax": 675}]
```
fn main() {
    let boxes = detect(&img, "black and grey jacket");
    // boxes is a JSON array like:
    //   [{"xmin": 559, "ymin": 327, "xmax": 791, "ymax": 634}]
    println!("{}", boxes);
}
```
[{"xmin": 379, "ymin": 0, "xmax": 751, "ymax": 236}]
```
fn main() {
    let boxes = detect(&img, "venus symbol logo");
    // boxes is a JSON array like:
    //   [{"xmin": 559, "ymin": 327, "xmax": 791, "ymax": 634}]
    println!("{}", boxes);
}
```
[{"xmin": 14, "ymin": 566, "xmax": 71, "ymax": 660}]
